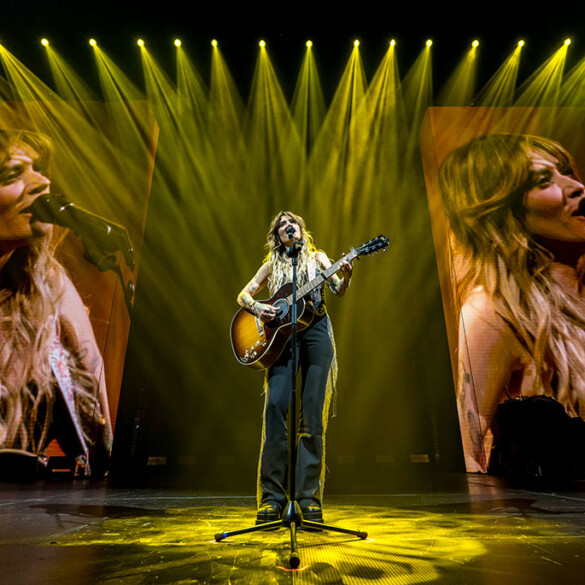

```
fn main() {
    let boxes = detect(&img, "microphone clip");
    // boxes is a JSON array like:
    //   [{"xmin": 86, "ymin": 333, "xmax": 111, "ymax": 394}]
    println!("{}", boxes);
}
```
[{"xmin": 286, "ymin": 240, "xmax": 303, "ymax": 259}]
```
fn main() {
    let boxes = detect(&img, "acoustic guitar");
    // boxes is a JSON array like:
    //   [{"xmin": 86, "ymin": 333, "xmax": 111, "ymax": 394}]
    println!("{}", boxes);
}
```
[{"xmin": 230, "ymin": 235, "xmax": 389, "ymax": 370}]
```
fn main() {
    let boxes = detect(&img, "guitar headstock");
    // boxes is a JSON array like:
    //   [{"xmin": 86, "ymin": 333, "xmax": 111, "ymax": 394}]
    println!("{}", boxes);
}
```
[{"xmin": 353, "ymin": 235, "xmax": 390, "ymax": 259}]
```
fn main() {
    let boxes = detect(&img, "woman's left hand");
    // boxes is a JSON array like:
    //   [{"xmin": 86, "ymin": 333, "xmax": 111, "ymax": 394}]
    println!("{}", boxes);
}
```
[{"xmin": 339, "ymin": 254, "xmax": 353, "ymax": 279}]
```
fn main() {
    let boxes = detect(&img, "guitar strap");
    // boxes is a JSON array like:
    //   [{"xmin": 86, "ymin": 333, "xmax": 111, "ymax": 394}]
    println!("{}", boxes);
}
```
[
  {"xmin": 307, "ymin": 254, "xmax": 317, "ymax": 283},
  {"xmin": 308, "ymin": 254, "xmax": 327, "ymax": 317}
]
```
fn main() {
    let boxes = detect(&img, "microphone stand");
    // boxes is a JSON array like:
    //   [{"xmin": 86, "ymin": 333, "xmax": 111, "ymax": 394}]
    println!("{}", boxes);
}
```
[{"xmin": 215, "ymin": 237, "xmax": 367, "ymax": 569}]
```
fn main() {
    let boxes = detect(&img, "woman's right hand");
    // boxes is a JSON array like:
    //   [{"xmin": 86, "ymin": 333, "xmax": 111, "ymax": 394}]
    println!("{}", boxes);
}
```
[{"xmin": 255, "ymin": 302, "xmax": 278, "ymax": 322}]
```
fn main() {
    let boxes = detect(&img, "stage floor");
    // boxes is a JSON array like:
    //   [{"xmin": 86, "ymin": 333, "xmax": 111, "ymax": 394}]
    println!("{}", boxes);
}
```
[{"xmin": 1, "ymin": 473, "xmax": 585, "ymax": 584}]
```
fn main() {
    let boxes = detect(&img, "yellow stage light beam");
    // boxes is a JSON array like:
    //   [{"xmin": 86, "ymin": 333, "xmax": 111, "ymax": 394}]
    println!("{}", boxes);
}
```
[
  {"xmin": 515, "ymin": 40, "xmax": 570, "ymax": 107},
  {"xmin": 291, "ymin": 37, "xmax": 326, "ymax": 158},
  {"xmin": 559, "ymin": 49, "xmax": 585, "ymax": 105},
  {"xmin": 42, "ymin": 36, "xmax": 98, "ymax": 101},
  {"xmin": 304, "ymin": 35, "xmax": 368, "ymax": 244},
  {"xmin": 140, "ymin": 42, "xmax": 178, "ymax": 113},
  {"xmin": 437, "ymin": 40, "xmax": 479, "ymax": 106},
  {"xmin": 142, "ymin": 35, "xmax": 215, "ymax": 213},
  {"xmin": 141, "ymin": 42, "xmax": 219, "ymax": 238},
  {"xmin": 557, "ymin": 48, "xmax": 585, "ymax": 143},
  {"xmin": 347, "ymin": 32, "xmax": 407, "ymax": 233},
  {"xmin": 247, "ymin": 38, "xmax": 302, "ymax": 208},
  {"xmin": 402, "ymin": 43, "xmax": 433, "ymax": 148},
  {"xmin": 89, "ymin": 41, "xmax": 154, "ymax": 168},
  {"xmin": 0, "ymin": 42, "xmax": 56, "ymax": 102},
  {"xmin": 209, "ymin": 39, "xmax": 245, "ymax": 139},
  {"xmin": 474, "ymin": 42, "xmax": 523, "ymax": 106},
  {"xmin": 91, "ymin": 42, "xmax": 144, "ymax": 102},
  {"xmin": 89, "ymin": 38, "xmax": 97, "ymax": 47},
  {"xmin": 207, "ymin": 40, "xmax": 250, "ymax": 275}
]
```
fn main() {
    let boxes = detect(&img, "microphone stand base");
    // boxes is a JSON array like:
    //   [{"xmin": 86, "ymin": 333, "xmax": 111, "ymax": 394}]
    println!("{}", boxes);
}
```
[{"xmin": 214, "ymin": 499, "xmax": 368, "ymax": 569}]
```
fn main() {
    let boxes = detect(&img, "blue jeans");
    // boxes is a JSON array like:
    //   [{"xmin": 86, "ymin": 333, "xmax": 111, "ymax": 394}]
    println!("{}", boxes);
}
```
[{"xmin": 258, "ymin": 315, "xmax": 334, "ymax": 508}]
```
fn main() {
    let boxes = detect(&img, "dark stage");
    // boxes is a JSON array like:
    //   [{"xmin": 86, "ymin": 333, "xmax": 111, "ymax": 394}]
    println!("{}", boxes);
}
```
[{"xmin": 2, "ymin": 473, "xmax": 585, "ymax": 584}]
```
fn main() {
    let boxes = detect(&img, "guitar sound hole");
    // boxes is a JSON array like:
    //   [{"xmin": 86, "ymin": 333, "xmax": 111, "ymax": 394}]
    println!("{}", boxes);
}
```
[{"xmin": 273, "ymin": 300, "xmax": 289, "ymax": 320}]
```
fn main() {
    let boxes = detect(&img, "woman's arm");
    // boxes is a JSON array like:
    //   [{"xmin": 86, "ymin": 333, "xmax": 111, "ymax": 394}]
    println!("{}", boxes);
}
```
[
  {"xmin": 316, "ymin": 250, "xmax": 353, "ymax": 296},
  {"xmin": 457, "ymin": 290, "xmax": 524, "ymax": 472},
  {"xmin": 237, "ymin": 263, "xmax": 278, "ymax": 321}
]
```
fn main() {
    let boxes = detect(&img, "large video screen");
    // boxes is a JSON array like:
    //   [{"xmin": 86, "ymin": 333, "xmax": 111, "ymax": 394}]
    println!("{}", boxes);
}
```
[
  {"xmin": 0, "ymin": 101, "xmax": 157, "ymax": 478},
  {"xmin": 422, "ymin": 107, "xmax": 585, "ymax": 474}
]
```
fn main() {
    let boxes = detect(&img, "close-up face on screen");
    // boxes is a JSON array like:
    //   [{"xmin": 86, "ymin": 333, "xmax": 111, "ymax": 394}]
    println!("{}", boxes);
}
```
[{"xmin": 422, "ymin": 107, "xmax": 585, "ymax": 474}]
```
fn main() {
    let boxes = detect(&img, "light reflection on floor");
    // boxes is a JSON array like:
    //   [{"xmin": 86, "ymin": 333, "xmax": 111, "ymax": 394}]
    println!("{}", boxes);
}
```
[{"xmin": 1, "ymin": 477, "xmax": 585, "ymax": 584}]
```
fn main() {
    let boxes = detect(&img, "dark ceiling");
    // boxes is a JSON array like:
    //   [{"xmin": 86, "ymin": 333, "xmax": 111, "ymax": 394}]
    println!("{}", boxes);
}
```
[{"xmin": 3, "ymin": 1, "xmax": 585, "ymax": 100}]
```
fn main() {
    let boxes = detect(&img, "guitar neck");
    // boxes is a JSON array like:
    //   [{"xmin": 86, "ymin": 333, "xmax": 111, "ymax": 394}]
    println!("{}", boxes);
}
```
[{"xmin": 286, "ymin": 251, "xmax": 356, "ymax": 303}]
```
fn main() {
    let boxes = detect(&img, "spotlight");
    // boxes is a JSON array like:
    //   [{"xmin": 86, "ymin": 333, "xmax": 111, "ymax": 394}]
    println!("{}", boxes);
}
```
[
  {"xmin": 565, "ymin": 38, "xmax": 572, "ymax": 46},
  {"xmin": 174, "ymin": 39, "xmax": 182, "ymax": 47},
  {"xmin": 306, "ymin": 40, "xmax": 313, "ymax": 48},
  {"xmin": 41, "ymin": 38, "xmax": 49, "ymax": 47},
  {"xmin": 89, "ymin": 38, "xmax": 97, "ymax": 47},
  {"xmin": 472, "ymin": 40, "xmax": 479, "ymax": 48},
  {"xmin": 259, "ymin": 40, "xmax": 266, "ymax": 47},
  {"xmin": 518, "ymin": 40, "xmax": 525, "ymax": 47},
  {"xmin": 354, "ymin": 39, "xmax": 360, "ymax": 47},
  {"xmin": 211, "ymin": 39, "xmax": 218, "ymax": 47},
  {"xmin": 426, "ymin": 39, "xmax": 433, "ymax": 47},
  {"xmin": 390, "ymin": 39, "xmax": 396, "ymax": 47},
  {"xmin": 137, "ymin": 39, "xmax": 145, "ymax": 47}
]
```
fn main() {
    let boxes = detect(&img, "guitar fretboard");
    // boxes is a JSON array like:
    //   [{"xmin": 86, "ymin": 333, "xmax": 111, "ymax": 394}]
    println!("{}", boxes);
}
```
[{"xmin": 284, "ymin": 251, "xmax": 357, "ymax": 304}]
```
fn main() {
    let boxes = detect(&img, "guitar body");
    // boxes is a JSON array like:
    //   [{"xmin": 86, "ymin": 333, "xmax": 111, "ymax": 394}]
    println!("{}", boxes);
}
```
[{"xmin": 230, "ymin": 282, "xmax": 315, "ymax": 371}]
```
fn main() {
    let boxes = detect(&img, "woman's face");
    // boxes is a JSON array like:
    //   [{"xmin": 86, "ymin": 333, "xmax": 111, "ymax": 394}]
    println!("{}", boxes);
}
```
[
  {"xmin": 0, "ymin": 144, "xmax": 51, "ymax": 250},
  {"xmin": 523, "ymin": 151, "xmax": 585, "ymax": 243},
  {"xmin": 276, "ymin": 214, "xmax": 301, "ymax": 247}
]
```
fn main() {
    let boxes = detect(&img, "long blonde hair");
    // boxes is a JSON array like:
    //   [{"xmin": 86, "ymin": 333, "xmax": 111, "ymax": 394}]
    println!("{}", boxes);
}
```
[
  {"xmin": 263, "ymin": 211, "xmax": 319, "ymax": 294},
  {"xmin": 0, "ymin": 129, "xmax": 103, "ymax": 454},
  {"xmin": 439, "ymin": 133, "xmax": 585, "ymax": 413}
]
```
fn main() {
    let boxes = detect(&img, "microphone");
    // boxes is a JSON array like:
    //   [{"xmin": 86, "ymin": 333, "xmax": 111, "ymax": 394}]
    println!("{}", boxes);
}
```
[
  {"xmin": 29, "ymin": 194, "xmax": 135, "ymax": 270},
  {"xmin": 284, "ymin": 225, "xmax": 304, "ymax": 258}
]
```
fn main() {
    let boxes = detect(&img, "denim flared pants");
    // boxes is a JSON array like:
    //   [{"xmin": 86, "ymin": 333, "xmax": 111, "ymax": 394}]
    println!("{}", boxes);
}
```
[{"xmin": 258, "ymin": 314, "xmax": 334, "ymax": 508}]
